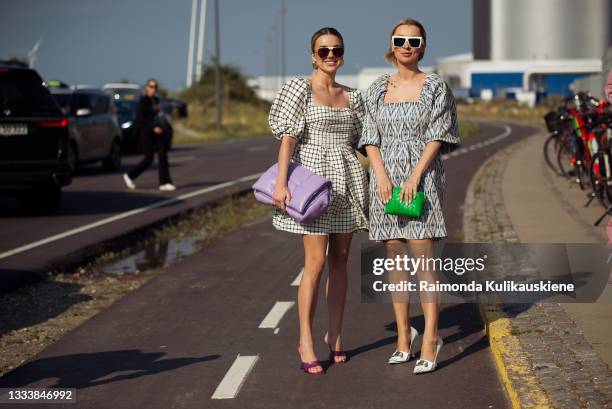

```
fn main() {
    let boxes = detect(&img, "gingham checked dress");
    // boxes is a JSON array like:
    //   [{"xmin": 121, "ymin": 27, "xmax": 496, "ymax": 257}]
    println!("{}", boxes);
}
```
[
  {"xmin": 269, "ymin": 77, "xmax": 368, "ymax": 235},
  {"xmin": 357, "ymin": 73, "xmax": 460, "ymax": 241}
]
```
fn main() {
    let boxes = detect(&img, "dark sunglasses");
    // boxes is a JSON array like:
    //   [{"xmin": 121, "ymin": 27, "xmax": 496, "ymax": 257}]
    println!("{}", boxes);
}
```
[
  {"xmin": 147, "ymin": 83, "xmax": 158, "ymax": 89},
  {"xmin": 392, "ymin": 36, "xmax": 423, "ymax": 49},
  {"xmin": 316, "ymin": 47, "xmax": 344, "ymax": 59}
]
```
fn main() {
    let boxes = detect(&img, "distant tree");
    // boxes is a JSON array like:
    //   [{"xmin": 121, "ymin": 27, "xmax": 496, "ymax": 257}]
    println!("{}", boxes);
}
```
[{"xmin": 181, "ymin": 62, "xmax": 265, "ymax": 106}]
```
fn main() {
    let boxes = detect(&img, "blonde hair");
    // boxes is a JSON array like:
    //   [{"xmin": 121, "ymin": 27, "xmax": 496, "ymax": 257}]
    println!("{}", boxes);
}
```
[{"xmin": 384, "ymin": 18, "xmax": 427, "ymax": 66}]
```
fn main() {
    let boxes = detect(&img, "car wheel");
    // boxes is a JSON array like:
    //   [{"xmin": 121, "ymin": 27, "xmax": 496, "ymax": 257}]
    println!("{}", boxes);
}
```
[
  {"xmin": 19, "ymin": 185, "xmax": 61, "ymax": 214},
  {"xmin": 102, "ymin": 138, "xmax": 122, "ymax": 171}
]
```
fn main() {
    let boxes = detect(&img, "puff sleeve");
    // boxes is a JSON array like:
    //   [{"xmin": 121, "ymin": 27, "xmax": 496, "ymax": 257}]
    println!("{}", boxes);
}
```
[
  {"xmin": 423, "ymin": 79, "xmax": 460, "ymax": 154},
  {"xmin": 268, "ymin": 78, "xmax": 308, "ymax": 141},
  {"xmin": 357, "ymin": 80, "xmax": 382, "ymax": 149},
  {"xmin": 350, "ymin": 90, "xmax": 367, "ymax": 154}
]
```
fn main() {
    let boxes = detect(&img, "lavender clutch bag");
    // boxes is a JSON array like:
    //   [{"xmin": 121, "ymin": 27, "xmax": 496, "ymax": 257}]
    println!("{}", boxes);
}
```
[{"xmin": 252, "ymin": 163, "xmax": 332, "ymax": 224}]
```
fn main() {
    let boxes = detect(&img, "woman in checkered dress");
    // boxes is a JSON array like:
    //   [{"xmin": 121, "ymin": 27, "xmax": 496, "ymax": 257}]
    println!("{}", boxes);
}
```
[{"xmin": 269, "ymin": 27, "xmax": 368, "ymax": 375}]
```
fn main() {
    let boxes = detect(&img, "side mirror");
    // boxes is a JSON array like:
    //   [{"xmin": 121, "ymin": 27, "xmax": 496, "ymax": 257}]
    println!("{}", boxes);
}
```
[{"xmin": 76, "ymin": 108, "xmax": 91, "ymax": 117}]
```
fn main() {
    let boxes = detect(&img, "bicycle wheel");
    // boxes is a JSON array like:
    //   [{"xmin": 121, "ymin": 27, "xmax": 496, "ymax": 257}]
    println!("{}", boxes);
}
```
[
  {"xmin": 590, "ymin": 151, "xmax": 612, "ymax": 208},
  {"xmin": 557, "ymin": 141, "xmax": 574, "ymax": 178},
  {"xmin": 543, "ymin": 134, "xmax": 562, "ymax": 175}
]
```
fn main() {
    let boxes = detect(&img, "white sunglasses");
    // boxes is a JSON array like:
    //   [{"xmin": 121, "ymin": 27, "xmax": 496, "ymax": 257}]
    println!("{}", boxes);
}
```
[{"xmin": 392, "ymin": 36, "xmax": 423, "ymax": 49}]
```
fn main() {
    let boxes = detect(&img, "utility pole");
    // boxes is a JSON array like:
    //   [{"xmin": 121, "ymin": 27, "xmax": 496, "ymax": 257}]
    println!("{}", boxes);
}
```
[
  {"xmin": 280, "ymin": 0, "xmax": 286, "ymax": 85},
  {"xmin": 195, "ymin": 0, "xmax": 208, "ymax": 83},
  {"xmin": 186, "ymin": 0, "xmax": 198, "ymax": 88},
  {"xmin": 213, "ymin": 0, "xmax": 222, "ymax": 129}
]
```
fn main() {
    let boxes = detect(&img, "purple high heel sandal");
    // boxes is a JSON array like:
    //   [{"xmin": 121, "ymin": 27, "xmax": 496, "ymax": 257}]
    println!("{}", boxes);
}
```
[
  {"xmin": 324, "ymin": 333, "xmax": 348, "ymax": 364},
  {"xmin": 328, "ymin": 349, "xmax": 348, "ymax": 364},
  {"xmin": 299, "ymin": 360, "xmax": 324, "ymax": 375}
]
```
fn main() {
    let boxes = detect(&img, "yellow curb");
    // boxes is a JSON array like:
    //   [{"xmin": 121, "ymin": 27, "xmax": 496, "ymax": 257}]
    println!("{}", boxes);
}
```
[
  {"xmin": 479, "ymin": 304, "xmax": 554, "ymax": 409},
  {"xmin": 462, "ymin": 124, "xmax": 554, "ymax": 409}
]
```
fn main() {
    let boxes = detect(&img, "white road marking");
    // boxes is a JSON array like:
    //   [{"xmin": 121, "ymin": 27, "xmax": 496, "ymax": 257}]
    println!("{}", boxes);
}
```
[
  {"xmin": 440, "ymin": 125, "xmax": 512, "ymax": 161},
  {"xmin": 211, "ymin": 355, "xmax": 259, "ymax": 399},
  {"xmin": 258, "ymin": 301, "xmax": 295, "ymax": 328},
  {"xmin": 171, "ymin": 155, "xmax": 196, "ymax": 163},
  {"xmin": 0, "ymin": 172, "xmax": 263, "ymax": 261},
  {"xmin": 247, "ymin": 146, "xmax": 270, "ymax": 152},
  {"xmin": 274, "ymin": 328, "xmax": 280, "ymax": 335},
  {"xmin": 291, "ymin": 268, "xmax": 303, "ymax": 286}
]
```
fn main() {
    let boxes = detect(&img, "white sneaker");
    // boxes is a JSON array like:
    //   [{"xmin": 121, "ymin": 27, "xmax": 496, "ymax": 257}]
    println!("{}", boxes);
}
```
[
  {"xmin": 123, "ymin": 173, "xmax": 136, "ymax": 189},
  {"xmin": 159, "ymin": 183, "xmax": 176, "ymax": 191}
]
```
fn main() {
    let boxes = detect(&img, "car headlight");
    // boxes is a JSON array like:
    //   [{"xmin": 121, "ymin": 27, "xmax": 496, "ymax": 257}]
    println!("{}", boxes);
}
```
[{"xmin": 121, "ymin": 121, "xmax": 133, "ymax": 129}]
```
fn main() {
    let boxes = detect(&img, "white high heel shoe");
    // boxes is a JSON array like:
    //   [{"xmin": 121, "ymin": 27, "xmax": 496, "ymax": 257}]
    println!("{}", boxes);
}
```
[
  {"xmin": 388, "ymin": 326, "xmax": 418, "ymax": 364},
  {"xmin": 413, "ymin": 337, "xmax": 443, "ymax": 374}
]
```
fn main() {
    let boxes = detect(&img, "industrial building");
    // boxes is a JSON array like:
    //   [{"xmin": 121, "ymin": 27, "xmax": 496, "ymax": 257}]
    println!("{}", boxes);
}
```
[
  {"xmin": 437, "ymin": 0, "xmax": 611, "ymax": 101},
  {"xmin": 252, "ymin": 0, "xmax": 612, "ymax": 103}
]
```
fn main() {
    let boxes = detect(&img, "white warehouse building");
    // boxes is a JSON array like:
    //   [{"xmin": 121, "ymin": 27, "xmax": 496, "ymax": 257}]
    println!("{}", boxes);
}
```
[{"xmin": 251, "ymin": 0, "xmax": 611, "ymax": 104}]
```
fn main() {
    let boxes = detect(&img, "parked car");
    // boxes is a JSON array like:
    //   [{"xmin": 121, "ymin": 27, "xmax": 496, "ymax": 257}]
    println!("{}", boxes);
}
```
[
  {"xmin": 50, "ymin": 88, "xmax": 122, "ymax": 172},
  {"xmin": 0, "ymin": 64, "xmax": 71, "ymax": 213}
]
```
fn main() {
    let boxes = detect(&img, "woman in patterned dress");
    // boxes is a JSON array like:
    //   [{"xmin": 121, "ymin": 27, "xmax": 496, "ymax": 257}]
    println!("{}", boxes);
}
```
[
  {"xmin": 358, "ymin": 18, "xmax": 460, "ymax": 374},
  {"xmin": 269, "ymin": 27, "xmax": 369, "ymax": 375}
]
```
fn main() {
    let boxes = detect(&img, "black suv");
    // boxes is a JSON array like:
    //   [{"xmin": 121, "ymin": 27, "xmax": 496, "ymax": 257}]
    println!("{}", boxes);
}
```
[{"xmin": 0, "ymin": 64, "xmax": 71, "ymax": 213}]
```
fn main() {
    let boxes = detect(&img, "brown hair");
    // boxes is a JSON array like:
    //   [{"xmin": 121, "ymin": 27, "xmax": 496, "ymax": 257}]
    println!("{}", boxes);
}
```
[
  {"xmin": 384, "ymin": 18, "xmax": 427, "ymax": 65},
  {"xmin": 310, "ymin": 27, "xmax": 344, "ymax": 52}
]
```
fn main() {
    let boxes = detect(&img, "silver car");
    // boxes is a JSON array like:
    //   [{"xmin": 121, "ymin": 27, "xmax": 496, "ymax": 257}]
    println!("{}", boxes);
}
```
[{"xmin": 51, "ymin": 88, "xmax": 122, "ymax": 171}]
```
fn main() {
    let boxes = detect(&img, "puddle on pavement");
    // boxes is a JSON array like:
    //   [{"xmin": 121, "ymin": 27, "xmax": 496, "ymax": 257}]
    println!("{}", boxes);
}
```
[{"xmin": 94, "ymin": 234, "xmax": 205, "ymax": 275}]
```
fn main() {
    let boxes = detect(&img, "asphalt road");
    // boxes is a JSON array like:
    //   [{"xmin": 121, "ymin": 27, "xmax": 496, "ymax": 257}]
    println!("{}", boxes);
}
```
[
  {"xmin": 0, "ymin": 137, "xmax": 279, "ymax": 290},
  {"xmin": 0, "ymin": 121, "xmax": 539, "ymax": 408}
]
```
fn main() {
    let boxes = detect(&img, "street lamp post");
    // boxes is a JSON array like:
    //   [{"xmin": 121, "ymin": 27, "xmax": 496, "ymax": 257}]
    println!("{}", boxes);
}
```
[{"xmin": 213, "ymin": 0, "xmax": 222, "ymax": 129}]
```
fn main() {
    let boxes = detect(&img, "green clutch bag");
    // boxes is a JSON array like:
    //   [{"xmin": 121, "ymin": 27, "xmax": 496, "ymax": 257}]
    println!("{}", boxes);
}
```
[{"xmin": 384, "ymin": 187, "xmax": 426, "ymax": 217}]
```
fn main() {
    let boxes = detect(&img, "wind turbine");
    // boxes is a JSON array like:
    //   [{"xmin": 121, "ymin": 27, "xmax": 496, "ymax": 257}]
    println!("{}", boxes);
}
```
[{"xmin": 28, "ymin": 38, "xmax": 42, "ymax": 69}]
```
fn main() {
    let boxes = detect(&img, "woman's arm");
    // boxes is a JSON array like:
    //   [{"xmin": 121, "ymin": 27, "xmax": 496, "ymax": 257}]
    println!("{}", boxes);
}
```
[
  {"xmin": 365, "ymin": 145, "xmax": 393, "ymax": 203},
  {"xmin": 400, "ymin": 141, "xmax": 442, "ymax": 203},
  {"xmin": 272, "ymin": 135, "xmax": 297, "ymax": 210}
]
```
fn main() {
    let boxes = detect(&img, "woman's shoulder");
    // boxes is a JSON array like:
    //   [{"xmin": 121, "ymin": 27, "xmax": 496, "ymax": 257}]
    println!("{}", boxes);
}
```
[
  {"xmin": 368, "ymin": 74, "xmax": 390, "ymax": 92},
  {"xmin": 279, "ymin": 77, "xmax": 309, "ymax": 94},
  {"xmin": 425, "ymin": 72, "xmax": 450, "ymax": 94},
  {"xmin": 363, "ymin": 74, "xmax": 390, "ymax": 102}
]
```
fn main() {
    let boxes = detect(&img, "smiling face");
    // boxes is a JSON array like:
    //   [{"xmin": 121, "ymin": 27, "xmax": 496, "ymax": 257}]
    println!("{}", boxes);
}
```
[
  {"xmin": 391, "ymin": 24, "xmax": 425, "ymax": 66},
  {"xmin": 312, "ymin": 34, "xmax": 344, "ymax": 74}
]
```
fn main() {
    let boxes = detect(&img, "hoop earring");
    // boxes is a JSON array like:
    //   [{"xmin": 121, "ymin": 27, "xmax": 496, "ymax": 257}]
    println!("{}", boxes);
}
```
[{"xmin": 312, "ymin": 59, "xmax": 318, "ymax": 70}]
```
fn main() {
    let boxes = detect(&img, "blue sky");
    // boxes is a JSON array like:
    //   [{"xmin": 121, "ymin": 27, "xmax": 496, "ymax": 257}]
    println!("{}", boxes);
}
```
[{"xmin": 0, "ymin": 0, "xmax": 472, "ymax": 91}]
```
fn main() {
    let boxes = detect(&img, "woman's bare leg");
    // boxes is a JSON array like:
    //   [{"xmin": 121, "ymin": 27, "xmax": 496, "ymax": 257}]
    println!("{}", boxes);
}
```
[
  {"xmin": 325, "ymin": 233, "xmax": 352, "ymax": 362},
  {"xmin": 409, "ymin": 239, "xmax": 440, "ymax": 361},
  {"xmin": 297, "ymin": 234, "xmax": 328, "ymax": 373},
  {"xmin": 387, "ymin": 239, "xmax": 412, "ymax": 352}
]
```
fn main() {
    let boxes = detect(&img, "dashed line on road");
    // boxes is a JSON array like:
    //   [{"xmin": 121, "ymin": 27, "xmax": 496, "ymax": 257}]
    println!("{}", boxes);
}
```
[
  {"xmin": 0, "ymin": 172, "xmax": 264, "ymax": 261},
  {"xmin": 291, "ymin": 268, "xmax": 303, "ymax": 286},
  {"xmin": 259, "ymin": 301, "xmax": 295, "ymax": 329},
  {"xmin": 211, "ymin": 355, "xmax": 259, "ymax": 399}
]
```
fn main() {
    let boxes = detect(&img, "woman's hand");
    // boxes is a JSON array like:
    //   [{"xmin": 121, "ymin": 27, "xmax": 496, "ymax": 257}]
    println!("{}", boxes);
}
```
[
  {"xmin": 376, "ymin": 172, "xmax": 393, "ymax": 204},
  {"xmin": 400, "ymin": 172, "xmax": 421, "ymax": 204},
  {"xmin": 272, "ymin": 183, "xmax": 291, "ymax": 211},
  {"xmin": 153, "ymin": 126, "xmax": 163, "ymax": 135}
]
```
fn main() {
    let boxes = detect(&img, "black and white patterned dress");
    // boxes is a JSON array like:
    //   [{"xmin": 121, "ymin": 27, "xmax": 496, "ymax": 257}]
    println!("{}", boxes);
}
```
[
  {"xmin": 269, "ymin": 77, "xmax": 369, "ymax": 235},
  {"xmin": 358, "ymin": 73, "xmax": 460, "ymax": 241}
]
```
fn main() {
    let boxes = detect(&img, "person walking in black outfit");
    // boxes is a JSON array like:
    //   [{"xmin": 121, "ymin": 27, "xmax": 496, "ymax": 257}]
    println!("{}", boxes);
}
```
[{"xmin": 123, "ymin": 79, "xmax": 175, "ymax": 191}]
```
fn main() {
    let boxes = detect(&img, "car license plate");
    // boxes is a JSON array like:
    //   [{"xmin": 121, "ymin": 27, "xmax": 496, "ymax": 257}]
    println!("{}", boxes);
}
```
[{"xmin": 0, "ymin": 124, "xmax": 28, "ymax": 136}]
